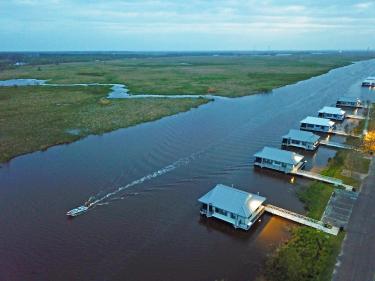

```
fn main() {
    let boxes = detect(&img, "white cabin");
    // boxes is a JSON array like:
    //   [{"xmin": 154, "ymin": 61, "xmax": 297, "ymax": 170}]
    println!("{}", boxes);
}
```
[
  {"xmin": 254, "ymin": 146, "xmax": 305, "ymax": 173},
  {"xmin": 282, "ymin": 129, "xmax": 320, "ymax": 150},
  {"xmin": 362, "ymin": 77, "xmax": 375, "ymax": 87},
  {"xmin": 300, "ymin": 116, "xmax": 335, "ymax": 133},
  {"xmin": 318, "ymin": 106, "xmax": 346, "ymax": 121},
  {"xmin": 336, "ymin": 97, "xmax": 362, "ymax": 108},
  {"xmin": 198, "ymin": 184, "xmax": 266, "ymax": 230}
]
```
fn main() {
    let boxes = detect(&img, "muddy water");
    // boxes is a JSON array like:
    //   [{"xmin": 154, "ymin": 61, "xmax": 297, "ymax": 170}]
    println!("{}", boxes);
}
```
[{"xmin": 0, "ymin": 60, "xmax": 374, "ymax": 281}]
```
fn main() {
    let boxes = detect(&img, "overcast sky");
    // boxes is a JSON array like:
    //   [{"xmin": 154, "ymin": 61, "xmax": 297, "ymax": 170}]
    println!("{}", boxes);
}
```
[{"xmin": 1, "ymin": 0, "xmax": 374, "ymax": 51}]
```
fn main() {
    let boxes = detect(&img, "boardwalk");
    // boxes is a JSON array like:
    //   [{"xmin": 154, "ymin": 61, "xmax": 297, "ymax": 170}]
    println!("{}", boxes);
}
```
[
  {"xmin": 331, "ymin": 130, "xmax": 361, "ymax": 138},
  {"xmin": 346, "ymin": 114, "xmax": 365, "ymax": 120},
  {"xmin": 264, "ymin": 204, "xmax": 339, "ymax": 235},
  {"xmin": 319, "ymin": 140, "xmax": 353, "ymax": 150},
  {"xmin": 291, "ymin": 169, "xmax": 354, "ymax": 191}
]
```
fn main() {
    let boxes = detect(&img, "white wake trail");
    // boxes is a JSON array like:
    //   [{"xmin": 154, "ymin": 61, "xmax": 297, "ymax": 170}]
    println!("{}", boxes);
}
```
[{"xmin": 86, "ymin": 151, "xmax": 202, "ymax": 208}]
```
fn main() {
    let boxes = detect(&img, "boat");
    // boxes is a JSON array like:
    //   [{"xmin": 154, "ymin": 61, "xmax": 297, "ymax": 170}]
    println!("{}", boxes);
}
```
[{"xmin": 66, "ymin": 205, "xmax": 89, "ymax": 217}]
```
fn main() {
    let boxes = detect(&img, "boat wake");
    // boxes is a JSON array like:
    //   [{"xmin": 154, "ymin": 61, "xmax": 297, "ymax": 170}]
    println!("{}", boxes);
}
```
[{"xmin": 76, "ymin": 150, "xmax": 204, "ymax": 213}]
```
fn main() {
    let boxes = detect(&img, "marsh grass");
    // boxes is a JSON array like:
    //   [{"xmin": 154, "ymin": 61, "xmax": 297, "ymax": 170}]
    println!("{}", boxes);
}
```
[
  {"xmin": 0, "ymin": 55, "xmax": 360, "ymax": 97},
  {"xmin": 0, "ymin": 86, "xmax": 209, "ymax": 163}
]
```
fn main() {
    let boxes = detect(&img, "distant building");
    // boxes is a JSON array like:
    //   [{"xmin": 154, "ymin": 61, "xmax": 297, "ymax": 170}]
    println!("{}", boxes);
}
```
[
  {"xmin": 254, "ymin": 146, "xmax": 305, "ymax": 173},
  {"xmin": 336, "ymin": 97, "xmax": 362, "ymax": 108},
  {"xmin": 362, "ymin": 77, "xmax": 375, "ymax": 87},
  {"xmin": 198, "ymin": 184, "xmax": 266, "ymax": 230},
  {"xmin": 282, "ymin": 129, "xmax": 320, "ymax": 150},
  {"xmin": 318, "ymin": 106, "xmax": 346, "ymax": 121},
  {"xmin": 300, "ymin": 116, "xmax": 335, "ymax": 133}
]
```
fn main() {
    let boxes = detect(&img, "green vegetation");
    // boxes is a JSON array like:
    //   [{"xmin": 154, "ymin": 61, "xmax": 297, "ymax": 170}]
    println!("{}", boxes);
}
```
[
  {"xmin": 0, "ymin": 86, "xmax": 209, "ymax": 163},
  {"xmin": 321, "ymin": 150, "xmax": 370, "ymax": 187},
  {"xmin": 298, "ymin": 182, "xmax": 334, "ymax": 220},
  {"xmin": 266, "ymin": 227, "xmax": 344, "ymax": 281},
  {"xmin": 0, "ymin": 54, "xmax": 369, "ymax": 97}
]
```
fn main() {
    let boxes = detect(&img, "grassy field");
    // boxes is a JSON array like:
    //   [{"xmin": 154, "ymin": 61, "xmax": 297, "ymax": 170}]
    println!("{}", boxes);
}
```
[
  {"xmin": 321, "ymin": 150, "xmax": 370, "ymax": 187},
  {"xmin": 298, "ymin": 182, "xmax": 334, "ymax": 220},
  {"xmin": 0, "ymin": 86, "xmax": 209, "ymax": 163},
  {"xmin": 266, "ymin": 227, "xmax": 344, "ymax": 281},
  {"xmin": 0, "ymin": 54, "xmax": 368, "ymax": 97}
]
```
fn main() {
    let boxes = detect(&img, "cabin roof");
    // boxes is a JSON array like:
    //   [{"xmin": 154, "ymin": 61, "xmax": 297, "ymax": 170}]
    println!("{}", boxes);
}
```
[
  {"xmin": 300, "ymin": 116, "xmax": 335, "ymax": 127},
  {"xmin": 254, "ymin": 146, "xmax": 304, "ymax": 165},
  {"xmin": 198, "ymin": 184, "xmax": 266, "ymax": 218},
  {"xmin": 282, "ymin": 129, "xmax": 320, "ymax": 143},
  {"xmin": 337, "ymin": 96, "xmax": 361, "ymax": 103},
  {"xmin": 318, "ymin": 106, "xmax": 346, "ymax": 115}
]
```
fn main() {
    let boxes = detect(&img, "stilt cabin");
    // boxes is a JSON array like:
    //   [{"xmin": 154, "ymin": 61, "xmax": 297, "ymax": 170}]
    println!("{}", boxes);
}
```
[
  {"xmin": 362, "ymin": 77, "xmax": 375, "ymax": 87},
  {"xmin": 254, "ymin": 146, "xmax": 305, "ymax": 173},
  {"xmin": 282, "ymin": 129, "xmax": 320, "ymax": 150},
  {"xmin": 318, "ymin": 106, "xmax": 346, "ymax": 121},
  {"xmin": 198, "ymin": 184, "xmax": 266, "ymax": 230},
  {"xmin": 300, "ymin": 116, "xmax": 335, "ymax": 133},
  {"xmin": 336, "ymin": 97, "xmax": 362, "ymax": 108}
]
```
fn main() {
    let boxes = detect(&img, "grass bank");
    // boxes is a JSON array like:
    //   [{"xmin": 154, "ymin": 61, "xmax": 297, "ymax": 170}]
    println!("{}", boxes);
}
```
[
  {"xmin": 297, "ymin": 182, "xmax": 334, "ymax": 220},
  {"xmin": 321, "ymin": 150, "xmax": 371, "ymax": 188},
  {"xmin": 0, "ymin": 54, "xmax": 367, "ymax": 98},
  {"xmin": 266, "ymin": 227, "xmax": 344, "ymax": 281},
  {"xmin": 0, "ymin": 86, "xmax": 209, "ymax": 163},
  {"xmin": 264, "ymin": 182, "xmax": 340, "ymax": 281}
]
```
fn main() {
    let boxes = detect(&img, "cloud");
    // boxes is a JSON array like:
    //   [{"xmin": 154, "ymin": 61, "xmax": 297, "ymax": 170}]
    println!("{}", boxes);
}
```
[{"xmin": 0, "ymin": 0, "xmax": 375, "ymax": 50}]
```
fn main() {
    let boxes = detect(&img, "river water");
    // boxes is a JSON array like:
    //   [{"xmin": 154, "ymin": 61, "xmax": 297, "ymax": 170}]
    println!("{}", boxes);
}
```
[{"xmin": 0, "ymin": 60, "xmax": 374, "ymax": 281}]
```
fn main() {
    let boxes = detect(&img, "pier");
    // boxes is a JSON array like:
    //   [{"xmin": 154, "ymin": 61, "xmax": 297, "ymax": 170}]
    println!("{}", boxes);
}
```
[
  {"xmin": 331, "ymin": 130, "xmax": 360, "ymax": 138},
  {"xmin": 264, "ymin": 204, "xmax": 339, "ymax": 235},
  {"xmin": 346, "ymin": 114, "xmax": 365, "ymax": 120},
  {"xmin": 291, "ymin": 169, "xmax": 354, "ymax": 191},
  {"xmin": 319, "ymin": 139, "xmax": 353, "ymax": 150}
]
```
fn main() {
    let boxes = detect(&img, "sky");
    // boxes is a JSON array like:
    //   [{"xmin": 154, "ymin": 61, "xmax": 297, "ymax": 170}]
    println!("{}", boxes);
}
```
[{"xmin": 0, "ymin": 0, "xmax": 374, "ymax": 51}]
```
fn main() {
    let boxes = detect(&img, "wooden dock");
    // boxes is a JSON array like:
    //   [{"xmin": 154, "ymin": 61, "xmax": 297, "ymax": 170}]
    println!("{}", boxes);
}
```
[
  {"xmin": 264, "ymin": 204, "xmax": 339, "ymax": 235},
  {"xmin": 319, "ymin": 140, "xmax": 353, "ymax": 150},
  {"xmin": 291, "ymin": 169, "xmax": 354, "ymax": 191},
  {"xmin": 346, "ymin": 114, "xmax": 365, "ymax": 120},
  {"xmin": 331, "ymin": 130, "xmax": 360, "ymax": 138}
]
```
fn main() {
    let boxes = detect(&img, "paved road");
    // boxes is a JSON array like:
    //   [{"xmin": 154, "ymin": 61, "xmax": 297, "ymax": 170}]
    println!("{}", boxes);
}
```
[{"xmin": 333, "ymin": 157, "xmax": 375, "ymax": 281}]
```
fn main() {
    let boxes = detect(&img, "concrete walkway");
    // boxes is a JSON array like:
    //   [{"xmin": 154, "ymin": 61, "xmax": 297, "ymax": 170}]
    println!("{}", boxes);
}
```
[{"xmin": 332, "ymin": 157, "xmax": 375, "ymax": 281}]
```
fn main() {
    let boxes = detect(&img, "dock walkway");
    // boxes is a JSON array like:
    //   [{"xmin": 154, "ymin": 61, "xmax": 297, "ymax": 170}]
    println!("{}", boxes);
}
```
[
  {"xmin": 291, "ymin": 169, "xmax": 354, "ymax": 191},
  {"xmin": 331, "ymin": 130, "xmax": 360, "ymax": 138},
  {"xmin": 319, "ymin": 140, "xmax": 353, "ymax": 150},
  {"xmin": 346, "ymin": 114, "xmax": 365, "ymax": 120},
  {"xmin": 264, "ymin": 204, "xmax": 339, "ymax": 235}
]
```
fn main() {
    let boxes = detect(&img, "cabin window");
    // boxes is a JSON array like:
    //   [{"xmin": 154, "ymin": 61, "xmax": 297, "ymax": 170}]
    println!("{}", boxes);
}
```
[
  {"xmin": 307, "ymin": 124, "xmax": 314, "ymax": 128},
  {"xmin": 291, "ymin": 140, "xmax": 300, "ymax": 144},
  {"xmin": 301, "ymin": 123, "xmax": 306, "ymax": 128},
  {"xmin": 255, "ymin": 157, "xmax": 262, "ymax": 163},
  {"xmin": 264, "ymin": 159, "xmax": 272, "ymax": 164},
  {"xmin": 301, "ymin": 141, "xmax": 307, "ymax": 146},
  {"xmin": 230, "ymin": 213, "xmax": 236, "ymax": 219},
  {"xmin": 282, "ymin": 163, "xmax": 287, "ymax": 168},
  {"xmin": 215, "ymin": 207, "xmax": 227, "ymax": 216}
]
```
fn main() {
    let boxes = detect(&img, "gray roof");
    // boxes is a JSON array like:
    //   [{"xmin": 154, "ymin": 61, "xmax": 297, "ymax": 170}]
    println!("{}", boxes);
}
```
[
  {"xmin": 254, "ymin": 146, "xmax": 304, "ymax": 165},
  {"xmin": 300, "ymin": 116, "xmax": 335, "ymax": 127},
  {"xmin": 198, "ymin": 184, "xmax": 266, "ymax": 218},
  {"xmin": 337, "ymin": 96, "xmax": 361, "ymax": 103},
  {"xmin": 282, "ymin": 129, "xmax": 320, "ymax": 143},
  {"xmin": 318, "ymin": 106, "xmax": 345, "ymax": 115}
]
